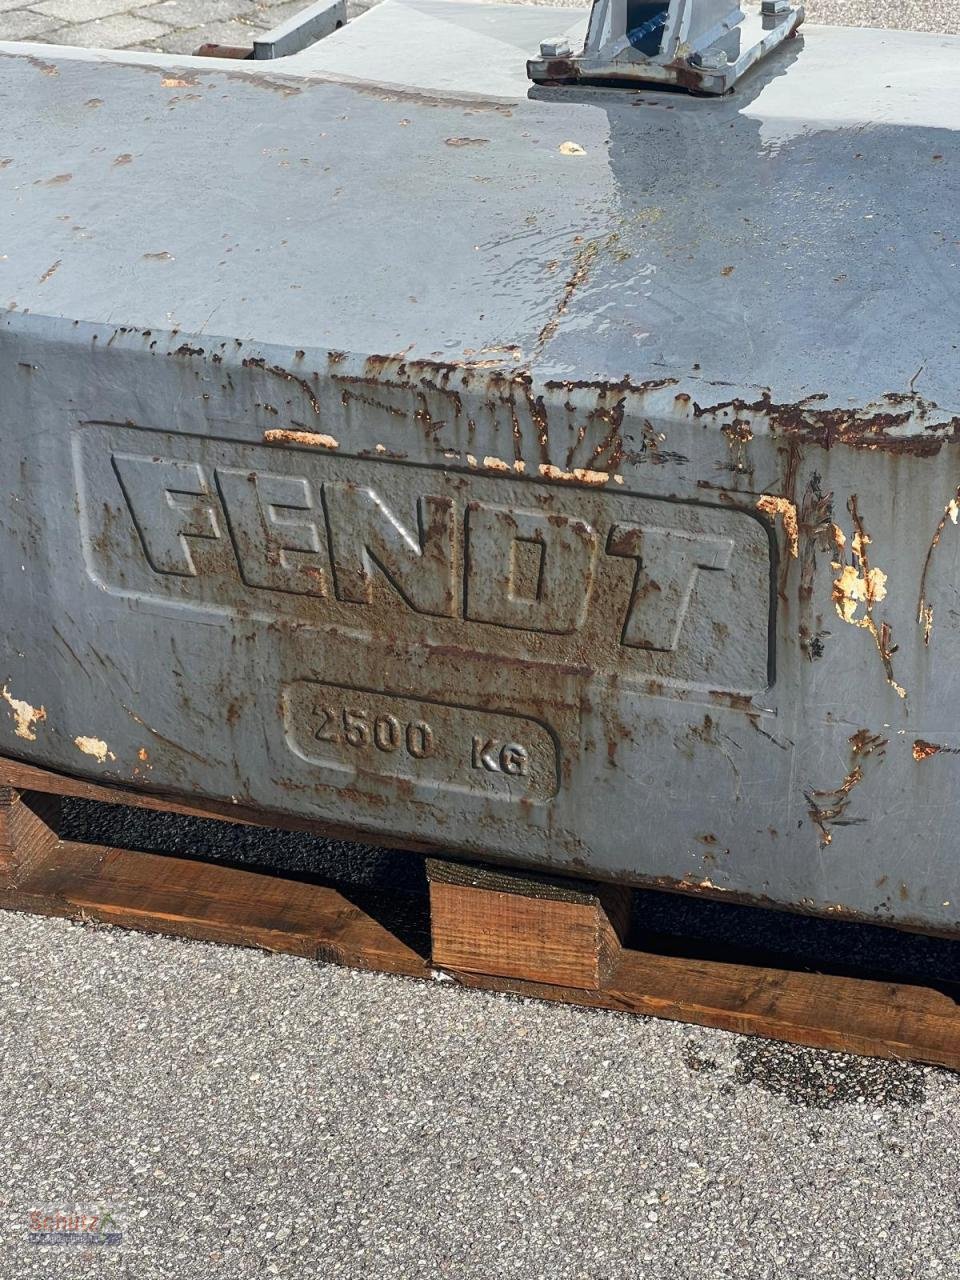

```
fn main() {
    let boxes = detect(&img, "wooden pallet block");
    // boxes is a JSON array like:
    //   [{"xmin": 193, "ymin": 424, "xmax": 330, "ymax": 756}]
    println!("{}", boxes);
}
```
[
  {"xmin": 0, "ymin": 785, "xmax": 61, "ymax": 878},
  {"xmin": 0, "ymin": 754, "xmax": 959, "ymax": 1070},
  {"xmin": 426, "ymin": 857, "xmax": 631, "ymax": 989}
]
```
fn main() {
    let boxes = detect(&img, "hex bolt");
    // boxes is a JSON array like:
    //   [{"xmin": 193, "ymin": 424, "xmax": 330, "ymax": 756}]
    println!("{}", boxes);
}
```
[
  {"xmin": 692, "ymin": 48, "xmax": 728, "ymax": 68},
  {"xmin": 539, "ymin": 36, "xmax": 573, "ymax": 57}
]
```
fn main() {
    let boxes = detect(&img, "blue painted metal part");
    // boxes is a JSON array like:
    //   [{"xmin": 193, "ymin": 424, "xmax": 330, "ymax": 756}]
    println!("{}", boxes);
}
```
[{"xmin": 626, "ymin": 10, "xmax": 668, "ymax": 52}]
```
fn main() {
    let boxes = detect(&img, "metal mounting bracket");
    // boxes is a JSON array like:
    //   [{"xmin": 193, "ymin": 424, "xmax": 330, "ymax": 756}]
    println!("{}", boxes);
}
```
[{"xmin": 528, "ymin": 0, "xmax": 803, "ymax": 93}]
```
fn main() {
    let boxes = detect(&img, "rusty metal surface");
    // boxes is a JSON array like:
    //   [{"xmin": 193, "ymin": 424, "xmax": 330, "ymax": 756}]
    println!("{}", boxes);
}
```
[{"xmin": 1, "ymin": 12, "xmax": 959, "ymax": 934}]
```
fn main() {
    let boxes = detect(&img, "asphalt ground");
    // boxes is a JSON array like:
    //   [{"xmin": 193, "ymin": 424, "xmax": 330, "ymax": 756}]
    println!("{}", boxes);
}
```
[
  {"xmin": 0, "ymin": 799, "xmax": 959, "ymax": 1278},
  {"xmin": 804, "ymin": 0, "xmax": 958, "ymax": 28},
  {"xmin": 3, "ymin": 0, "xmax": 960, "ymax": 1276}
]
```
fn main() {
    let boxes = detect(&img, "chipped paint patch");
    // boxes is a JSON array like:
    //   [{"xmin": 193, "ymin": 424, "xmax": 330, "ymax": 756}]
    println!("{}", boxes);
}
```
[
  {"xmin": 559, "ymin": 141, "xmax": 586, "ymax": 155},
  {"xmin": 539, "ymin": 463, "xmax": 617, "ymax": 487},
  {"xmin": 756, "ymin": 495, "xmax": 798, "ymax": 558},
  {"xmin": 482, "ymin": 456, "xmax": 525, "ymax": 474},
  {"xmin": 263, "ymin": 429, "xmax": 338, "ymax": 450},
  {"xmin": 833, "ymin": 562, "xmax": 887, "ymax": 621},
  {"xmin": 913, "ymin": 740, "xmax": 942, "ymax": 761},
  {"xmin": 830, "ymin": 497, "xmax": 905, "ymax": 698},
  {"xmin": 74, "ymin": 735, "xmax": 116, "ymax": 764},
  {"xmin": 1, "ymin": 685, "xmax": 46, "ymax": 740}
]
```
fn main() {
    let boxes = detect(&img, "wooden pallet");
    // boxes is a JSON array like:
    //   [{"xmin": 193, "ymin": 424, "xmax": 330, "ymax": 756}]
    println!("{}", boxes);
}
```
[{"xmin": 1, "ymin": 754, "xmax": 959, "ymax": 1070}]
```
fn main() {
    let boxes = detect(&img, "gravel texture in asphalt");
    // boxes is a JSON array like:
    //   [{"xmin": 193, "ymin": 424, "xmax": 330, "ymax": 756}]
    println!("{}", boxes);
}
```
[
  {"xmin": 0, "ymin": 801, "xmax": 956, "ymax": 1277},
  {"xmin": 2, "ymin": 906, "xmax": 959, "ymax": 1280}
]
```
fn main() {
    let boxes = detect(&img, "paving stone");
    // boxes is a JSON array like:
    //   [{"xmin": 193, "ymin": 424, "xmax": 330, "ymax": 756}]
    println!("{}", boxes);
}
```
[
  {"xmin": 44, "ymin": 11, "xmax": 170, "ymax": 45},
  {"xmin": 0, "ymin": 7, "xmax": 57, "ymax": 36},
  {"xmin": 255, "ymin": 0, "xmax": 324, "ymax": 24},
  {"xmin": 140, "ymin": 13, "xmax": 265, "ymax": 49},
  {"xmin": 31, "ymin": 0, "xmax": 156, "ymax": 21},
  {"xmin": 133, "ymin": 0, "xmax": 254, "ymax": 27}
]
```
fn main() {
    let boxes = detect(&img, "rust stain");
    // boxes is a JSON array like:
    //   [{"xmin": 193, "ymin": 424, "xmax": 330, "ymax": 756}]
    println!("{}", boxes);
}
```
[
  {"xmin": 688, "ymin": 389, "xmax": 959, "ymax": 456},
  {"xmin": 535, "ymin": 238, "xmax": 601, "ymax": 352},
  {"xmin": 913, "ymin": 740, "xmax": 942, "ymax": 761},
  {"xmin": 806, "ymin": 729, "xmax": 887, "ymax": 848},
  {"xmin": 1, "ymin": 685, "xmax": 46, "ymax": 741},
  {"xmin": 916, "ymin": 486, "xmax": 960, "ymax": 645},
  {"xmin": 444, "ymin": 137, "xmax": 490, "ymax": 147},
  {"xmin": 264, "ymin": 428, "xmax": 338, "ymax": 450},
  {"xmin": 38, "ymin": 259, "xmax": 61, "ymax": 285},
  {"xmin": 113, "ymin": 154, "xmax": 133, "ymax": 166},
  {"xmin": 142, "ymin": 251, "xmax": 174, "ymax": 262},
  {"xmin": 39, "ymin": 173, "xmax": 72, "ymax": 186},
  {"xmin": 161, "ymin": 77, "xmax": 193, "ymax": 88},
  {"xmin": 243, "ymin": 357, "xmax": 321, "ymax": 416},
  {"xmin": 756, "ymin": 494, "xmax": 798, "ymax": 558},
  {"xmin": 830, "ymin": 496, "xmax": 905, "ymax": 699},
  {"xmin": 720, "ymin": 420, "xmax": 753, "ymax": 478}
]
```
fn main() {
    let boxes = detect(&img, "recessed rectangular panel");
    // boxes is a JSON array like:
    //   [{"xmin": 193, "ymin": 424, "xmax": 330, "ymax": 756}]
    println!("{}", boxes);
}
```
[
  {"xmin": 75, "ymin": 424, "xmax": 774, "ymax": 699},
  {"xmin": 283, "ymin": 681, "xmax": 560, "ymax": 802}
]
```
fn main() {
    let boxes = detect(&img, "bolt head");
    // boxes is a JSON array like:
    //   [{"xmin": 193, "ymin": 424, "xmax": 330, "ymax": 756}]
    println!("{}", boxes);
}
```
[
  {"xmin": 692, "ymin": 48, "xmax": 729, "ymax": 69},
  {"xmin": 539, "ymin": 36, "xmax": 573, "ymax": 58}
]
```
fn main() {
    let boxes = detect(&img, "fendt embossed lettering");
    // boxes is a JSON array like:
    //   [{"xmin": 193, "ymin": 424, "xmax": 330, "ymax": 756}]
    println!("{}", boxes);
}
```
[{"xmin": 78, "ymin": 426, "xmax": 772, "ymax": 697}]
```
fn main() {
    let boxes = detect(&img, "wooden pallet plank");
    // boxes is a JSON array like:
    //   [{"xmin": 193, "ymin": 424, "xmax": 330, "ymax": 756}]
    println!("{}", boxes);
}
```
[
  {"xmin": 445, "ymin": 954, "xmax": 960, "ymax": 1070},
  {"xmin": 4, "ymin": 840, "xmax": 427, "ymax": 976}
]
